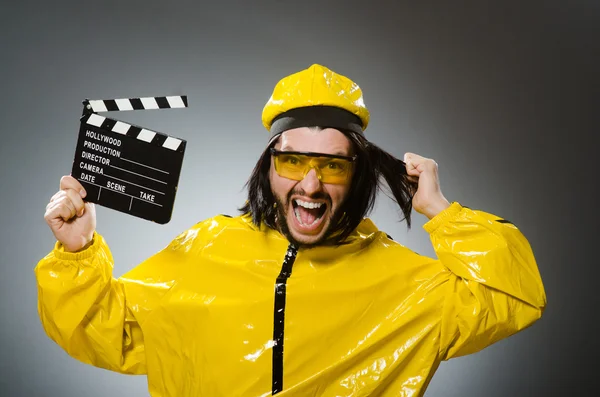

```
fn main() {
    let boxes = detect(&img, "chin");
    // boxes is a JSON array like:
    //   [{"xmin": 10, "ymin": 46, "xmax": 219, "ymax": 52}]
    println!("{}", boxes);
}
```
[
  {"xmin": 274, "ymin": 196, "xmax": 340, "ymax": 247},
  {"xmin": 288, "ymin": 227, "xmax": 328, "ymax": 246},
  {"xmin": 285, "ymin": 211, "xmax": 333, "ymax": 247}
]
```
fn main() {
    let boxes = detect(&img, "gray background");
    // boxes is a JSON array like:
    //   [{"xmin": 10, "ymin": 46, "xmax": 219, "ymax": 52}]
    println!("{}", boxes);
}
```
[{"xmin": 1, "ymin": 0, "xmax": 597, "ymax": 396}]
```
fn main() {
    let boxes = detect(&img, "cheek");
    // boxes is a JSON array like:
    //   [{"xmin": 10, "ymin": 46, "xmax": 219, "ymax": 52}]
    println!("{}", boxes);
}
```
[
  {"xmin": 270, "ymin": 166, "xmax": 296, "ymax": 199},
  {"xmin": 328, "ymin": 184, "xmax": 351, "ymax": 207}
]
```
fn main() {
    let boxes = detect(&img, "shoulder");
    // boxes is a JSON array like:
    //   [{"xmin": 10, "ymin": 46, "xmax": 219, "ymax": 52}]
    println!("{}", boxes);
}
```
[
  {"xmin": 190, "ymin": 213, "xmax": 255, "ymax": 232},
  {"xmin": 356, "ymin": 217, "xmax": 435, "ymax": 265},
  {"xmin": 165, "ymin": 214, "xmax": 258, "ymax": 251}
]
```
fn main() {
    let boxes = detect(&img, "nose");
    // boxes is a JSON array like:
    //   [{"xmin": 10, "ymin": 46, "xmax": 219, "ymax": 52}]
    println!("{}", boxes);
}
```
[{"xmin": 298, "ymin": 168, "xmax": 322, "ymax": 195}]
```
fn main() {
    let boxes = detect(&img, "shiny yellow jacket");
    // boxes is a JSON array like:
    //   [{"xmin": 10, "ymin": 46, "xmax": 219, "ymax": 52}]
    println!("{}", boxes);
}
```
[{"xmin": 35, "ymin": 202, "xmax": 546, "ymax": 396}]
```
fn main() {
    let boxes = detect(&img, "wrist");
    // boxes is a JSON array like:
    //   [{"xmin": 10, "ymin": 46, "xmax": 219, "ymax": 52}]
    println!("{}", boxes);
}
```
[
  {"xmin": 54, "ymin": 232, "xmax": 100, "ymax": 260},
  {"xmin": 423, "ymin": 202, "xmax": 463, "ymax": 234},
  {"xmin": 61, "ymin": 234, "xmax": 95, "ymax": 253},
  {"xmin": 423, "ymin": 198, "xmax": 451, "ymax": 220},
  {"xmin": 67, "ymin": 240, "xmax": 93, "ymax": 253}
]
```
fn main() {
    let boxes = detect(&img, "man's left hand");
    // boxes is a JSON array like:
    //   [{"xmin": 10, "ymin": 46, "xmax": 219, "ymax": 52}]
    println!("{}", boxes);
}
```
[{"xmin": 404, "ymin": 152, "xmax": 451, "ymax": 220}]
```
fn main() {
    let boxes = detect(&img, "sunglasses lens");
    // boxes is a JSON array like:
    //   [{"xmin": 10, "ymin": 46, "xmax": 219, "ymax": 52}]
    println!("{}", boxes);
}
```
[
  {"xmin": 273, "ymin": 153, "xmax": 352, "ymax": 184},
  {"xmin": 274, "ymin": 154, "xmax": 306, "ymax": 180}
]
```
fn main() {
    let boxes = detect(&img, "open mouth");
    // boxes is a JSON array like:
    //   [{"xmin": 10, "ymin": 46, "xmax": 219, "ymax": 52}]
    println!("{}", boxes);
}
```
[{"xmin": 292, "ymin": 199, "xmax": 327, "ymax": 229}]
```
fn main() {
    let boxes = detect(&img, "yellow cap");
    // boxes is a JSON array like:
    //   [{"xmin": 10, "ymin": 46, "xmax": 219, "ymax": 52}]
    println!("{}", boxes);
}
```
[{"xmin": 262, "ymin": 64, "xmax": 370, "ymax": 133}]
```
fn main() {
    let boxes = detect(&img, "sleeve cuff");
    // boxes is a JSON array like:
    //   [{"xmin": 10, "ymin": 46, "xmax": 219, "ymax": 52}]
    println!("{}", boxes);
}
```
[
  {"xmin": 423, "ymin": 202, "xmax": 463, "ymax": 234},
  {"xmin": 53, "ymin": 232, "xmax": 103, "ymax": 261}
]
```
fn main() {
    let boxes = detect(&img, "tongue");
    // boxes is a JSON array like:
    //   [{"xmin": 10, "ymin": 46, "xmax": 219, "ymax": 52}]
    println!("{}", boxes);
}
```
[{"xmin": 298, "ymin": 206, "xmax": 320, "ymax": 225}]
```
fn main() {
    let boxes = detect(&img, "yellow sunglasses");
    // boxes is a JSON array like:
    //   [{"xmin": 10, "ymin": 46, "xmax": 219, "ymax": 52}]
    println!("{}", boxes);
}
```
[{"xmin": 270, "ymin": 148, "xmax": 356, "ymax": 184}]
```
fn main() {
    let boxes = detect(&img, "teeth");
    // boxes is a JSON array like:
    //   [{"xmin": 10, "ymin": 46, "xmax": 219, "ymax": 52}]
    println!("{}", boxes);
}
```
[{"xmin": 295, "ymin": 199, "xmax": 323, "ymax": 209}]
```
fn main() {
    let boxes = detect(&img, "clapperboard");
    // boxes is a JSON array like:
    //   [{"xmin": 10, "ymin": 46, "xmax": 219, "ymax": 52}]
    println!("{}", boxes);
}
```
[{"xmin": 71, "ymin": 96, "xmax": 188, "ymax": 224}]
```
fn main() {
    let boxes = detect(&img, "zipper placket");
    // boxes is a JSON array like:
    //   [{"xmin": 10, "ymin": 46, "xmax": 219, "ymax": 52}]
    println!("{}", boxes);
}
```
[{"xmin": 271, "ymin": 243, "xmax": 298, "ymax": 395}]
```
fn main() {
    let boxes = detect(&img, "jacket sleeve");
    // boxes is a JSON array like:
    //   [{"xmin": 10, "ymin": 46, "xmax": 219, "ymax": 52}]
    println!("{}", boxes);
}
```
[
  {"xmin": 424, "ymin": 202, "xmax": 547, "ymax": 360},
  {"xmin": 35, "ymin": 232, "xmax": 147, "ymax": 375}
]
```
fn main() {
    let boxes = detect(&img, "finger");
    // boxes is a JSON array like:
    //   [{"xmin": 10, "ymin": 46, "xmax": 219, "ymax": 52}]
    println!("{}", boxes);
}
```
[
  {"xmin": 405, "ymin": 160, "xmax": 420, "ymax": 176},
  {"xmin": 50, "ymin": 190, "xmax": 66, "ymax": 203},
  {"xmin": 406, "ymin": 168, "xmax": 420, "ymax": 178},
  {"xmin": 46, "ymin": 197, "xmax": 70, "ymax": 215},
  {"xmin": 404, "ymin": 153, "xmax": 425, "ymax": 176},
  {"xmin": 416, "ymin": 159, "xmax": 438, "ymax": 173},
  {"xmin": 60, "ymin": 175, "xmax": 87, "ymax": 198},
  {"xmin": 64, "ymin": 188, "xmax": 86, "ymax": 216},
  {"xmin": 405, "ymin": 152, "xmax": 438, "ymax": 172},
  {"xmin": 404, "ymin": 152, "xmax": 426, "ymax": 163},
  {"xmin": 56, "ymin": 202, "xmax": 77, "ymax": 222},
  {"xmin": 58, "ymin": 195, "xmax": 77, "ymax": 219},
  {"xmin": 405, "ymin": 153, "xmax": 433, "ymax": 168},
  {"xmin": 45, "ymin": 197, "xmax": 76, "ymax": 222}
]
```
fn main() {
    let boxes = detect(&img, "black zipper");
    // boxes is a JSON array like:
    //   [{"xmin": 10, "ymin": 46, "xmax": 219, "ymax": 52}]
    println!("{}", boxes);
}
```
[{"xmin": 271, "ymin": 243, "xmax": 298, "ymax": 395}]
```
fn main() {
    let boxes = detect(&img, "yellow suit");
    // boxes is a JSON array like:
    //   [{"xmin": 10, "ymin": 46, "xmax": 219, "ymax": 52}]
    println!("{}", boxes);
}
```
[{"xmin": 35, "ymin": 202, "xmax": 546, "ymax": 396}]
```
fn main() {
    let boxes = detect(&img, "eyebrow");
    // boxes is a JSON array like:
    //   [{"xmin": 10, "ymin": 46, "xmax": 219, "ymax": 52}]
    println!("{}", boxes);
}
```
[{"xmin": 280, "ymin": 146, "xmax": 350, "ymax": 156}]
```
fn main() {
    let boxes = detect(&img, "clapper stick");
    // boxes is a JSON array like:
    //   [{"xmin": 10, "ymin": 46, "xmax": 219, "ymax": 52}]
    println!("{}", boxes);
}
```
[{"xmin": 71, "ymin": 96, "xmax": 188, "ymax": 224}]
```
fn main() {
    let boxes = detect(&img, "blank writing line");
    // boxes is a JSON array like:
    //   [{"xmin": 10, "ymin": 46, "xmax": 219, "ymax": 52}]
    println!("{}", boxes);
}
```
[
  {"xmin": 104, "ymin": 173, "xmax": 165, "ymax": 195},
  {"xmin": 78, "ymin": 180, "xmax": 163, "ymax": 207},
  {"xmin": 109, "ymin": 165, "xmax": 167, "ymax": 184},
  {"xmin": 121, "ymin": 157, "xmax": 169, "ymax": 175}
]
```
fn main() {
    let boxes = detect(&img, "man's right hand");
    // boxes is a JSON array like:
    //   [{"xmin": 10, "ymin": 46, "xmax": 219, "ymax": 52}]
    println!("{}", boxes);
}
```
[{"xmin": 44, "ymin": 175, "xmax": 97, "ymax": 252}]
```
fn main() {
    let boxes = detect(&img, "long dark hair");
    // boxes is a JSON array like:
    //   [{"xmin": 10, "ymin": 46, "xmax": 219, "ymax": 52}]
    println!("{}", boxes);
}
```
[{"xmin": 239, "ymin": 129, "xmax": 417, "ymax": 244}]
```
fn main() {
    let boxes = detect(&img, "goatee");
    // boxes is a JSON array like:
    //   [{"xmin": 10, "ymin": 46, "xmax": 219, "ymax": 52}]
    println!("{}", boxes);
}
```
[{"xmin": 273, "ymin": 190, "xmax": 343, "ymax": 248}]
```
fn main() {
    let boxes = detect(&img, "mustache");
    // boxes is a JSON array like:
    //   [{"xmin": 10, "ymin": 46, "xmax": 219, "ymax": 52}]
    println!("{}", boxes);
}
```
[{"xmin": 286, "ymin": 189, "xmax": 330, "ymax": 205}]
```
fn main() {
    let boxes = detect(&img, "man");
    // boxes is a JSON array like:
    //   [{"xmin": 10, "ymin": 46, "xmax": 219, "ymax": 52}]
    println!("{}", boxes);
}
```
[{"xmin": 36, "ymin": 64, "xmax": 546, "ymax": 396}]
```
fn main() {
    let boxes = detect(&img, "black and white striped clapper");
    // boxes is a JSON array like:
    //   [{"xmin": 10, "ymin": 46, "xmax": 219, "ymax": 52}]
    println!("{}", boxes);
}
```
[{"xmin": 71, "ymin": 96, "xmax": 188, "ymax": 224}]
